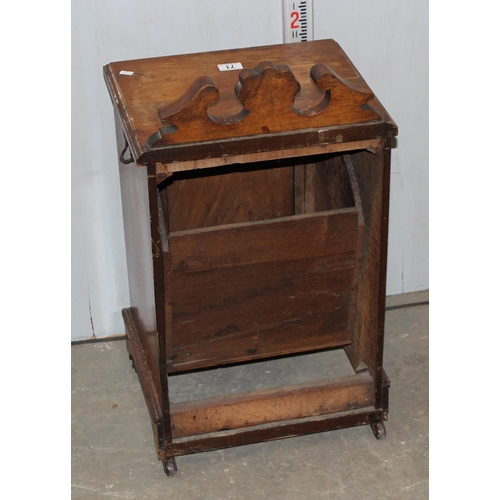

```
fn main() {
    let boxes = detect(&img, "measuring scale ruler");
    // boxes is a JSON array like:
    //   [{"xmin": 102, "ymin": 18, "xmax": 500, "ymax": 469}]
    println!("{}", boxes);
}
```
[{"xmin": 283, "ymin": 0, "xmax": 314, "ymax": 43}]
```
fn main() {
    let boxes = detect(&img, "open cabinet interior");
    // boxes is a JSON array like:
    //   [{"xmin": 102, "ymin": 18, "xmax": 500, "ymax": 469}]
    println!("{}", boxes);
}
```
[
  {"xmin": 161, "ymin": 153, "xmax": 359, "ymax": 232},
  {"xmin": 157, "ymin": 151, "xmax": 382, "ymax": 375},
  {"xmin": 155, "ymin": 149, "xmax": 387, "ymax": 443}
]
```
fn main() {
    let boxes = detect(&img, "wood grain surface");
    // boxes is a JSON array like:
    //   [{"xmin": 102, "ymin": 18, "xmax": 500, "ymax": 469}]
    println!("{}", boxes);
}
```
[
  {"xmin": 170, "ymin": 373, "xmax": 374, "ymax": 438},
  {"xmin": 108, "ymin": 40, "xmax": 396, "ymax": 470},
  {"xmin": 148, "ymin": 61, "xmax": 378, "ymax": 147},
  {"xmin": 103, "ymin": 40, "xmax": 397, "ymax": 165}
]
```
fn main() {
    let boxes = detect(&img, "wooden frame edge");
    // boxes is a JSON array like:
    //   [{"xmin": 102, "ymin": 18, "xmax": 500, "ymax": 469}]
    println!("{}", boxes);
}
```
[
  {"xmin": 123, "ymin": 307, "xmax": 165, "ymax": 458},
  {"xmin": 167, "ymin": 407, "xmax": 385, "ymax": 457}
]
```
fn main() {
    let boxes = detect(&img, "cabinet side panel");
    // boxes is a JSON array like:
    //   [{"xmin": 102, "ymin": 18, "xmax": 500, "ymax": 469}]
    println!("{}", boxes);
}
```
[
  {"xmin": 344, "ymin": 150, "xmax": 384, "ymax": 375},
  {"xmin": 115, "ymin": 113, "xmax": 160, "ymax": 394}
]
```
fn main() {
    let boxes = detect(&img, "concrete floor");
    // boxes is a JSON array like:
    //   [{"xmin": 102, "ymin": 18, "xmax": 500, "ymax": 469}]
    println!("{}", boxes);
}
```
[{"xmin": 72, "ymin": 291, "xmax": 428, "ymax": 499}]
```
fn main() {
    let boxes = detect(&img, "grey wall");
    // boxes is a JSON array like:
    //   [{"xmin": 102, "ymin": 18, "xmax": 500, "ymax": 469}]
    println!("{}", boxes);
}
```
[{"xmin": 71, "ymin": 0, "xmax": 428, "ymax": 341}]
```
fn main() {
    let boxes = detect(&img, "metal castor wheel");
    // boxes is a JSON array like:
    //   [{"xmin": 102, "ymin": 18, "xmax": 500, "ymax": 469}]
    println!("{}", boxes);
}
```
[
  {"xmin": 370, "ymin": 421, "xmax": 386, "ymax": 440},
  {"xmin": 162, "ymin": 457, "xmax": 178, "ymax": 476},
  {"xmin": 128, "ymin": 354, "xmax": 136, "ymax": 371}
]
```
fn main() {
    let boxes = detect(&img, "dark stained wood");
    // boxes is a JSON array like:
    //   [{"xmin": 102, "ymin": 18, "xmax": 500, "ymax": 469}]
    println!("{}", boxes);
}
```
[
  {"xmin": 123, "ymin": 308, "xmax": 165, "ymax": 458},
  {"xmin": 169, "ymin": 209, "xmax": 360, "ymax": 272},
  {"xmin": 295, "ymin": 153, "xmax": 359, "ymax": 216},
  {"xmin": 293, "ymin": 162, "xmax": 316, "ymax": 214},
  {"xmin": 169, "ymin": 256, "xmax": 355, "ymax": 371},
  {"xmin": 103, "ymin": 40, "xmax": 397, "ymax": 166},
  {"xmin": 380, "ymin": 369, "xmax": 391, "ymax": 416},
  {"xmin": 166, "ymin": 161, "xmax": 294, "ymax": 232},
  {"xmin": 157, "ymin": 188, "xmax": 174, "ymax": 374},
  {"xmin": 167, "ymin": 408, "xmax": 385, "ymax": 457},
  {"xmin": 374, "ymin": 140, "xmax": 393, "ymax": 408},
  {"xmin": 160, "ymin": 138, "xmax": 384, "ymax": 175},
  {"xmin": 343, "ymin": 151, "xmax": 385, "ymax": 375},
  {"xmin": 145, "ymin": 124, "xmax": 396, "ymax": 167},
  {"xmin": 170, "ymin": 373, "xmax": 373, "ymax": 438},
  {"xmin": 105, "ymin": 40, "xmax": 396, "ymax": 475},
  {"xmin": 167, "ymin": 207, "xmax": 363, "ymax": 369},
  {"xmin": 150, "ymin": 61, "xmax": 378, "ymax": 147},
  {"xmin": 167, "ymin": 207, "xmax": 363, "ymax": 371},
  {"xmin": 146, "ymin": 163, "xmax": 174, "ymax": 453},
  {"xmin": 115, "ymin": 111, "xmax": 161, "ymax": 396},
  {"xmin": 314, "ymin": 156, "xmax": 356, "ymax": 211},
  {"xmin": 293, "ymin": 163, "xmax": 306, "ymax": 215}
]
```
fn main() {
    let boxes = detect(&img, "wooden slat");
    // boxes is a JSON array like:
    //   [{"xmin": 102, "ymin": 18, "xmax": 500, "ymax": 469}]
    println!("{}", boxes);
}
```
[
  {"xmin": 157, "ymin": 138, "xmax": 385, "ymax": 174},
  {"xmin": 293, "ymin": 163, "xmax": 306, "ymax": 214},
  {"xmin": 169, "ymin": 254, "xmax": 355, "ymax": 371},
  {"xmin": 343, "ymin": 151, "xmax": 383, "ymax": 374},
  {"xmin": 374, "ymin": 142, "xmax": 393, "ymax": 408},
  {"xmin": 167, "ymin": 407, "xmax": 382, "ymax": 456},
  {"xmin": 170, "ymin": 373, "xmax": 374, "ymax": 438},
  {"xmin": 170, "ymin": 209, "xmax": 360, "ymax": 273},
  {"xmin": 343, "ymin": 154, "xmax": 366, "ymax": 350},
  {"xmin": 123, "ymin": 308, "xmax": 164, "ymax": 457}
]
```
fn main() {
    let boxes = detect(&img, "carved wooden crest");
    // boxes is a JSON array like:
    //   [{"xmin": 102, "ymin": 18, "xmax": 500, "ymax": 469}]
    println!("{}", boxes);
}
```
[{"xmin": 147, "ymin": 62, "xmax": 379, "ymax": 148}]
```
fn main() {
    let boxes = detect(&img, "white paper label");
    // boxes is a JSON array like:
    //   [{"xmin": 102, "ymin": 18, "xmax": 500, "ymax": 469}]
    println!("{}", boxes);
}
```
[
  {"xmin": 217, "ymin": 62, "xmax": 243, "ymax": 72},
  {"xmin": 119, "ymin": 70, "xmax": 134, "ymax": 76}
]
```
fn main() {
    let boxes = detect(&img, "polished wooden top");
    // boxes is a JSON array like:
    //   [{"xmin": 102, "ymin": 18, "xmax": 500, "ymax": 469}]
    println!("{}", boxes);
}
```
[{"xmin": 104, "ymin": 40, "xmax": 397, "ymax": 166}]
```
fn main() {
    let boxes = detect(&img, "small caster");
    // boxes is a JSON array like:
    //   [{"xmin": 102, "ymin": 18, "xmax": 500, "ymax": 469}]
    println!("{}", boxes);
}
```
[
  {"xmin": 162, "ymin": 457, "xmax": 178, "ymax": 476},
  {"xmin": 128, "ymin": 354, "xmax": 136, "ymax": 371},
  {"xmin": 370, "ymin": 421, "xmax": 386, "ymax": 440}
]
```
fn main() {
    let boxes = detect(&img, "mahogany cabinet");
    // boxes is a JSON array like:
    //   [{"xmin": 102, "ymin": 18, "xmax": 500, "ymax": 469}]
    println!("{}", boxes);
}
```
[{"xmin": 104, "ymin": 39, "xmax": 397, "ymax": 476}]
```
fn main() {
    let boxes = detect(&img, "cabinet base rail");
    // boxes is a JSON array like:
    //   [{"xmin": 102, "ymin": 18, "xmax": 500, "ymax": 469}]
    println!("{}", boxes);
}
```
[{"xmin": 124, "ymin": 307, "xmax": 389, "ymax": 466}]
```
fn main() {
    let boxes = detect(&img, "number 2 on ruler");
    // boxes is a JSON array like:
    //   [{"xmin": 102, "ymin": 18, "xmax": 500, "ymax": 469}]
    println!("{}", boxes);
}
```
[{"xmin": 284, "ymin": 0, "xmax": 312, "ymax": 42}]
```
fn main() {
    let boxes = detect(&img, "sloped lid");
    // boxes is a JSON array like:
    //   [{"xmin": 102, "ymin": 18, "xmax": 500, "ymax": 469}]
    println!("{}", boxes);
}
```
[{"xmin": 104, "ymin": 39, "xmax": 397, "ymax": 166}]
